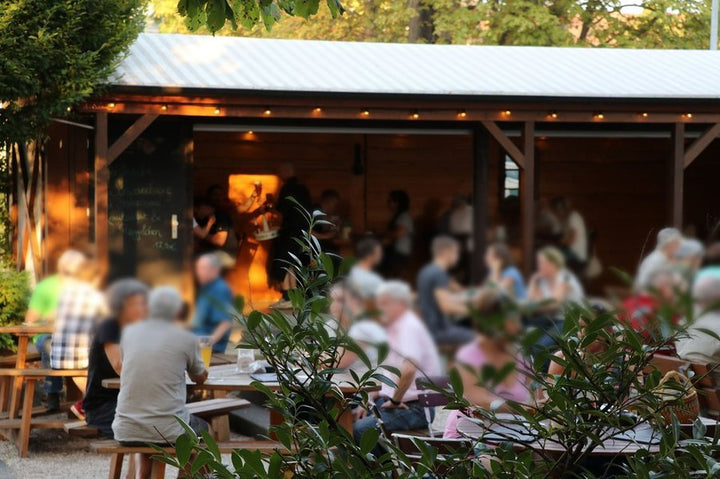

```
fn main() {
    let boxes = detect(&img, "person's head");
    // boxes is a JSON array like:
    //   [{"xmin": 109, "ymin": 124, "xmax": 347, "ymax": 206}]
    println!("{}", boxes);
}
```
[
  {"xmin": 206, "ymin": 184, "xmax": 226, "ymax": 207},
  {"xmin": 675, "ymin": 238, "xmax": 705, "ymax": 272},
  {"xmin": 148, "ymin": 286, "xmax": 184, "ymax": 321},
  {"xmin": 692, "ymin": 271, "xmax": 720, "ymax": 311},
  {"xmin": 354, "ymin": 236, "xmax": 383, "ymax": 268},
  {"xmin": 195, "ymin": 253, "xmax": 222, "ymax": 285},
  {"xmin": 431, "ymin": 235, "xmax": 460, "ymax": 269},
  {"xmin": 645, "ymin": 267, "xmax": 685, "ymax": 302},
  {"xmin": 278, "ymin": 162, "xmax": 296, "ymax": 181},
  {"xmin": 106, "ymin": 279, "xmax": 149, "ymax": 326},
  {"xmin": 485, "ymin": 242, "xmax": 515, "ymax": 271},
  {"xmin": 320, "ymin": 189, "xmax": 340, "ymax": 215},
  {"xmin": 387, "ymin": 190, "xmax": 410, "ymax": 214},
  {"xmin": 194, "ymin": 197, "xmax": 214, "ymax": 220},
  {"xmin": 656, "ymin": 227, "xmax": 682, "ymax": 258},
  {"xmin": 473, "ymin": 289, "xmax": 522, "ymax": 340},
  {"xmin": 703, "ymin": 242, "xmax": 720, "ymax": 267},
  {"xmin": 56, "ymin": 249, "xmax": 87, "ymax": 279},
  {"xmin": 536, "ymin": 246, "xmax": 565, "ymax": 278},
  {"xmin": 376, "ymin": 280, "xmax": 414, "ymax": 325},
  {"xmin": 550, "ymin": 196, "xmax": 571, "ymax": 220}
]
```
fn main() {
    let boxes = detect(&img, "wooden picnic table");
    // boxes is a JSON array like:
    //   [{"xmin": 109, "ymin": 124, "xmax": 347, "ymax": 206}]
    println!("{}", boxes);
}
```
[
  {"xmin": 0, "ymin": 324, "xmax": 54, "ymax": 418},
  {"xmin": 103, "ymin": 364, "xmax": 378, "ymax": 434},
  {"xmin": 456, "ymin": 416, "xmax": 662, "ymax": 457}
]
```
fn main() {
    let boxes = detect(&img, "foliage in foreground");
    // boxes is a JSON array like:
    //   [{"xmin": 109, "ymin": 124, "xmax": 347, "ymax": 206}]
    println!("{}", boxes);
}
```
[
  {"xmin": 0, "ymin": 0, "xmax": 146, "ymax": 144},
  {"xmin": 158, "ymin": 204, "xmax": 720, "ymax": 477},
  {"xmin": 0, "ymin": 266, "xmax": 29, "ymax": 351}
]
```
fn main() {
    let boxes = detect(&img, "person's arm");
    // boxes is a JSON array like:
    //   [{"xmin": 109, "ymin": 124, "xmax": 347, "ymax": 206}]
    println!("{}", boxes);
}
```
[
  {"xmin": 498, "ymin": 276, "xmax": 517, "ymax": 298},
  {"xmin": 526, "ymin": 274, "xmax": 543, "ymax": 301},
  {"xmin": 104, "ymin": 343, "xmax": 122, "ymax": 375},
  {"xmin": 210, "ymin": 320, "xmax": 232, "ymax": 347},
  {"xmin": 435, "ymin": 288, "xmax": 472, "ymax": 316},
  {"xmin": 206, "ymin": 230, "xmax": 228, "ymax": 247},
  {"xmin": 336, "ymin": 348, "xmax": 359, "ymax": 369},
  {"xmin": 189, "ymin": 369, "xmax": 209, "ymax": 385},
  {"xmin": 194, "ymin": 216, "xmax": 215, "ymax": 239},
  {"xmin": 381, "ymin": 359, "xmax": 417, "ymax": 409},
  {"xmin": 24, "ymin": 308, "xmax": 41, "ymax": 325}
]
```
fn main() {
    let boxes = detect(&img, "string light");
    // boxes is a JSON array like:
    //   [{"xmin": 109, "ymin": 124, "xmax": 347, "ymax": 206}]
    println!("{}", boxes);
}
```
[
  {"xmin": 684, "ymin": 113, "xmax": 693, "ymax": 119},
  {"xmin": 161, "ymin": 104, "xmax": 168, "ymax": 111},
  {"xmin": 594, "ymin": 112, "xmax": 604, "ymax": 120},
  {"xmin": 503, "ymin": 110, "xmax": 512, "ymax": 116},
  {"xmin": 247, "ymin": 130, "xmax": 254, "ymax": 135},
  {"xmin": 107, "ymin": 103, "xmax": 115, "ymax": 109},
  {"xmin": 66, "ymin": 106, "xmax": 72, "ymax": 112},
  {"xmin": 214, "ymin": 107, "xmax": 221, "ymax": 115},
  {"xmin": 263, "ymin": 108, "xmax": 272, "ymax": 116},
  {"xmin": 548, "ymin": 111, "xmax": 558, "ymax": 119},
  {"xmin": 313, "ymin": 107, "xmax": 322, "ymax": 113},
  {"xmin": 410, "ymin": 110, "xmax": 420, "ymax": 119},
  {"xmin": 360, "ymin": 109, "xmax": 370, "ymax": 117},
  {"xmin": 641, "ymin": 112, "xmax": 648, "ymax": 118},
  {"xmin": 457, "ymin": 109, "xmax": 467, "ymax": 118}
]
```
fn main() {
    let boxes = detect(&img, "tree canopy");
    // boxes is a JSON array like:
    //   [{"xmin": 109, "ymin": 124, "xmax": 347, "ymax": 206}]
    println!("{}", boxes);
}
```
[
  {"xmin": 0, "ymin": 0, "xmax": 146, "ymax": 144},
  {"xmin": 154, "ymin": 0, "xmax": 713, "ymax": 48}
]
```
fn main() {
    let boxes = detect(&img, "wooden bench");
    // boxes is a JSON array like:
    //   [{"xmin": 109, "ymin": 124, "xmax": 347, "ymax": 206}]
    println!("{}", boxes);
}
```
[
  {"xmin": 0, "ymin": 352, "xmax": 41, "ymax": 368},
  {"xmin": 186, "ymin": 397, "xmax": 251, "ymax": 441},
  {"xmin": 92, "ymin": 439, "xmax": 288, "ymax": 479},
  {"xmin": 0, "ymin": 368, "xmax": 87, "ymax": 457}
]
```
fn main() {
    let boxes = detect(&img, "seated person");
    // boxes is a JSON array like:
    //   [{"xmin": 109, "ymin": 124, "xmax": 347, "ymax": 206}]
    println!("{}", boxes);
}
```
[
  {"xmin": 444, "ymin": 290, "xmax": 530, "ymax": 438},
  {"xmin": 527, "ymin": 246, "xmax": 584, "ymax": 310},
  {"xmin": 329, "ymin": 283, "xmax": 387, "ymax": 376},
  {"xmin": 635, "ymin": 227, "xmax": 682, "ymax": 290},
  {"xmin": 347, "ymin": 236, "xmax": 384, "ymax": 300},
  {"xmin": 353, "ymin": 281, "xmax": 442, "ymax": 455},
  {"xmin": 113, "ymin": 286, "xmax": 209, "ymax": 475},
  {"xmin": 192, "ymin": 253, "xmax": 234, "ymax": 353},
  {"xmin": 674, "ymin": 238, "xmax": 705, "ymax": 278},
  {"xmin": 83, "ymin": 279, "xmax": 148, "ymax": 437},
  {"xmin": 619, "ymin": 267, "xmax": 684, "ymax": 342},
  {"xmin": 50, "ymin": 256, "xmax": 108, "ymax": 420},
  {"xmin": 416, "ymin": 236, "xmax": 476, "ymax": 346},
  {"xmin": 484, "ymin": 242, "xmax": 527, "ymax": 300},
  {"xmin": 25, "ymin": 249, "xmax": 86, "ymax": 412},
  {"xmin": 676, "ymin": 272, "xmax": 720, "ymax": 383}
]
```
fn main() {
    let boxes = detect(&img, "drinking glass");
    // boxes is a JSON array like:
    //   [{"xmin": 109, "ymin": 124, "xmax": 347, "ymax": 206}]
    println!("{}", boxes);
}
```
[
  {"xmin": 236, "ymin": 349, "xmax": 255, "ymax": 373},
  {"xmin": 198, "ymin": 336, "xmax": 213, "ymax": 368}
]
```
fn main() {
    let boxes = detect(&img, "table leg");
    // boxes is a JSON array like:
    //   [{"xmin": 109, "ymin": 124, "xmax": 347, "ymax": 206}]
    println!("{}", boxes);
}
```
[
  {"xmin": 9, "ymin": 336, "xmax": 29, "ymax": 419},
  {"xmin": 210, "ymin": 415, "xmax": 231, "ymax": 442},
  {"xmin": 150, "ymin": 459, "xmax": 166, "ymax": 479},
  {"xmin": 16, "ymin": 377, "xmax": 35, "ymax": 458},
  {"xmin": 338, "ymin": 407, "xmax": 354, "ymax": 434},
  {"xmin": 0, "ymin": 376, "xmax": 9, "ymax": 413}
]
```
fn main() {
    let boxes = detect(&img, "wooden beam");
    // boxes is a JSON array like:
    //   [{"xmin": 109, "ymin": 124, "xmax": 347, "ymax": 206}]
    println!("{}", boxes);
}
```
[
  {"xmin": 521, "ymin": 122, "xmax": 536, "ymax": 274},
  {"xmin": 94, "ymin": 112, "xmax": 109, "ymax": 277},
  {"xmin": 108, "ymin": 113, "xmax": 158, "ymax": 164},
  {"xmin": 481, "ymin": 121, "xmax": 525, "ymax": 169},
  {"xmin": 669, "ymin": 123, "xmax": 684, "ymax": 228},
  {"xmin": 471, "ymin": 125, "xmax": 490, "ymax": 283},
  {"xmin": 684, "ymin": 122, "xmax": 720, "ymax": 168}
]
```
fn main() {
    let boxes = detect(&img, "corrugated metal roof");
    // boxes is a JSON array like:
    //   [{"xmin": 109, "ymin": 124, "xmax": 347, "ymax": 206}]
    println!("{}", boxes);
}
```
[{"xmin": 113, "ymin": 33, "xmax": 720, "ymax": 99}]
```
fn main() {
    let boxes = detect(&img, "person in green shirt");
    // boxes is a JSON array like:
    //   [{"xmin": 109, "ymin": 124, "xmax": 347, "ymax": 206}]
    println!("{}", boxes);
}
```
[{"xmin": 25, "ymin": 249, "xmax": 86, "ymax": 411}]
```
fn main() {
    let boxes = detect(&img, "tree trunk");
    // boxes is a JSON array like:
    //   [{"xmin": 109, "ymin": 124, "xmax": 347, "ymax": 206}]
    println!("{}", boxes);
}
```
[{"xmin": 408, "ymin": 0, "xmax": 436, "ymax": 43}]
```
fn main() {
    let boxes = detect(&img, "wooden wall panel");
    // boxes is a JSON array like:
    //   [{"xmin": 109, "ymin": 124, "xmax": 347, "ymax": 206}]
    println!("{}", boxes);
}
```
[{"xmin": 684, "ymin": 140, "xmax": 720, "ymax": 241}]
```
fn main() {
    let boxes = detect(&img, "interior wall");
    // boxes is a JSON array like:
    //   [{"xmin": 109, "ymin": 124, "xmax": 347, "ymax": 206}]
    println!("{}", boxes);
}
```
[{"xmin": 684, "ymin": 140, "xmax": 720, "ymax": 241}]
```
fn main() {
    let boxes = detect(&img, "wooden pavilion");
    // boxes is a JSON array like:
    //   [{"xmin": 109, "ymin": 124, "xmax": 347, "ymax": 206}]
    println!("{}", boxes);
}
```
[{"xmin": 12, "ymin": 33, "xmax": 720, "ymax": 303}]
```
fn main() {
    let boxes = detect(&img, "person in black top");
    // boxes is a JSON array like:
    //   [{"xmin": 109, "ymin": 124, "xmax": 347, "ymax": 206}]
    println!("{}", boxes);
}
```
[
  {"xmin": 268, "ymin": 163, "xmax": 312, "ymax": 301},
  {"xmin": 84, "ymin": 279, "xmax": 148, "ymax": 437}
]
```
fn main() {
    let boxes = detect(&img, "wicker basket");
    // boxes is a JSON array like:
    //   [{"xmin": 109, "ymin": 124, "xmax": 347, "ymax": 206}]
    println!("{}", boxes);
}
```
[{"xmin": 656, "ymin": 370, "xmax": 700, "ymax": 424}]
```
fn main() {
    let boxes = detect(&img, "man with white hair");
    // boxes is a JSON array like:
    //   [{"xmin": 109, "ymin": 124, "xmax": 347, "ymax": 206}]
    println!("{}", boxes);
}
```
[
  {"xmin": 192, "ymin": 253, "xmax": 234, "ymax": 353},
  {"xmin": 113, "ymin": 286, "xmax": 208, "ymax": 447},
  {"xmin": 676, "ymin": 273, "xmax": 720, "ymax": 382},
  {"xmin": 24, "ymin": 249, "xmax": 86, "ymax": 411},
  {"xmin": 353, "ymin": 281, "xmax": 441, "ymax": 454},
  {"xmin": 675, "ymin": 238, "xmax": 705, "ymax": 276},
  {"xmin": 635, "ymin": 227, "xmax": 683, "ymax": 289}
]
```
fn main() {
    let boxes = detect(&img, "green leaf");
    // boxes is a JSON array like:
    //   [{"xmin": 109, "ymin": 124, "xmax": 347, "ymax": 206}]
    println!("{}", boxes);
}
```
[
  {"xmin": 174, "ymin": 433, "xmax": 192, "ymax": 465},
  {"xmin": 449, "ymin": 367, "xmax": 464, "ymax": 397},
  {"xmin": 206, "ymin": 0, "xmax": 227, "ymax": 32},
  {"xmin": 359, "ymin": 426, "xmax": 379, "ymax": 455}
]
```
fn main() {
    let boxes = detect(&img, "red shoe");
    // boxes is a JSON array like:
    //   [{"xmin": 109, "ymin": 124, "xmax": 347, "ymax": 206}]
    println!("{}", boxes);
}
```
[{"xmin": 70, "ymin": 400, "xmax": 86, "ymax": 421}]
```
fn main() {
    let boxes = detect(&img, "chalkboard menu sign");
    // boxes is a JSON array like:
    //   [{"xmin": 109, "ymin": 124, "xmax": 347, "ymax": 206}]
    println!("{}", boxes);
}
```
[{"xmin": 108, "ymin": 122, "xmax": 192, "ymax": 287}]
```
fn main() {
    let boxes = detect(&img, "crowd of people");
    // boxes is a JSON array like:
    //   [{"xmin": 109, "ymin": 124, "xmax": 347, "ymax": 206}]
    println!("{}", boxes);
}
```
[{"xmin": 20, "ymin": 162, "xmax": 720, "ymax": 466}]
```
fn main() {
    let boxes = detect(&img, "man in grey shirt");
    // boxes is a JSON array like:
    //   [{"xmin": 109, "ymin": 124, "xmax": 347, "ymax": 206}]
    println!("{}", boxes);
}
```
[{"xmin": 112, "ymin": 286, "xmax": 209, "ymax": 445}]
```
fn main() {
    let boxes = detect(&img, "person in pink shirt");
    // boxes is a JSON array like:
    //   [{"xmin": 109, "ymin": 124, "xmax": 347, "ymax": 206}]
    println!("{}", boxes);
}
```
[
  {"xmin": 353, "ymin": 280, "xmax": 442, "ymax": 453},
  {"xmin": 444, "ymin": 290, "xmax": 531, "ymax": 439}
]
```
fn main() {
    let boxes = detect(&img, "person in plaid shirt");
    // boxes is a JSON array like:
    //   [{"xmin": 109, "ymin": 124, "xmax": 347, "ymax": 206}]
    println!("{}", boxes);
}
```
[{"xmin": 50, "ymin": 257, "xmax": 107, "ymax": 419}]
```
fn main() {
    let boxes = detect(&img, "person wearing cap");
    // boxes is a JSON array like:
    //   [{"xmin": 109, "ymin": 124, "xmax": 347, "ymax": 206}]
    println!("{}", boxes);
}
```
[
  {"xmin": 25, "ymin": 249, "xmax": 87, "ymax": 412},
  {"xmin": 676, "ymin": 272, "xmax": 720, "ymax": 384},
  {"xmin": 635, "ymin": 227, "xmax": 683, "ymax": 290}
]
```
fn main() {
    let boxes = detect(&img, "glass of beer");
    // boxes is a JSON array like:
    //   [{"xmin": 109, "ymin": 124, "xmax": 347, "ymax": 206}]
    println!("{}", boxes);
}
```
[{"xmin": 198, "ymin": 336, "xmax": 213, "ymax": 368}]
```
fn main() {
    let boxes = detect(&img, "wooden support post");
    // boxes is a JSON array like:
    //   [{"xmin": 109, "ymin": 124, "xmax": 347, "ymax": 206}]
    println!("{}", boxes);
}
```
[
  {"xmin": 108, "ymin": 113, "xmax": 158, "ymax": 164},
  {"xmin": 670, "ymin": 123, "xmax": 684, "ymax": 229},
  {"xmin": 94, "ymin": 112, "xmax": 109, "ymax": 275},
  {"xmin": 471, "ymin": 125, "xmax": 490, "ymax": 283},
  {"xmin": 684, "ymin": 122, "xmax": 720, "ymax": 168},
  {"xmin": 521, "ymin": 122, "xmax": 535, "ymax": 275}
]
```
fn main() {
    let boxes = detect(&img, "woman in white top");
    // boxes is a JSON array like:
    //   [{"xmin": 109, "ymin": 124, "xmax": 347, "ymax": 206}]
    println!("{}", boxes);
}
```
[{"xmin": 527, "ymin": 246, "xmax": 584, "ymax": 311}]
